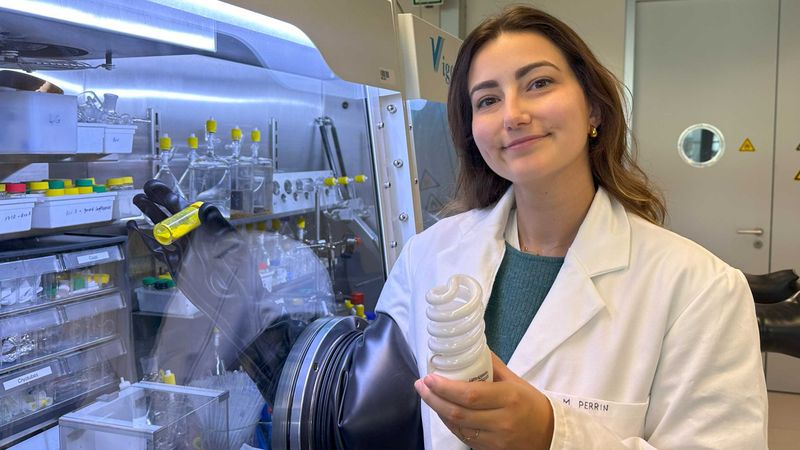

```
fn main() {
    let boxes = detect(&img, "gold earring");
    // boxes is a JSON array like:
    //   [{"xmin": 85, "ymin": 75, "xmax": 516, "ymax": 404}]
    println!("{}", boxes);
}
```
[{"xmin": 590, "ymin": 126, "xmax": 598, "ymax": 138}]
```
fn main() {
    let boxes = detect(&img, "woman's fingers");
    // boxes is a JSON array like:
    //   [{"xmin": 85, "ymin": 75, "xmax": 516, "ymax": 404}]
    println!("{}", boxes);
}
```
[
  {"xmin": 418, "ymin": 374, "xmax": 506, "ymax": 410},
  {"xmin": 414, "ymin": 378, "xmax": 502, "ymax": 429}
]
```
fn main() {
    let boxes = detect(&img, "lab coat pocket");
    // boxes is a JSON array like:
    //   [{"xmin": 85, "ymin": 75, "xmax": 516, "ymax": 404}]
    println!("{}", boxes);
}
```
[{"xmin": 544, "ymin": 390, "xmax": 650, "ymax": 438}]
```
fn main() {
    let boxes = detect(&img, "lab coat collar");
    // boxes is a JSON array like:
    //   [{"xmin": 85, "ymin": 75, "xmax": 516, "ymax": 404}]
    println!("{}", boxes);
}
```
[{"xmin": 454, "ymin": 186, "xmax": 632, "ymax": 376}]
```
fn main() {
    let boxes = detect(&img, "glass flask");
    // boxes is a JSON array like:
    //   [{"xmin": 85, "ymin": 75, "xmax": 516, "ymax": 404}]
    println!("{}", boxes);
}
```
[
  {"xmin": 153, "ymin": 134, "xmax": 186, "ymax": 199},
  {"xmin": 185, "ymin": 118, "xmax": 231, "ymax": 217},
  {"xmin": 226, "ymin": 126, "xmax": 254, "ymax": 215},
  {"xmin": 247, "ymin": 128, "xmax": 274, "ymax": 213},
  {"xmin": 178, "ymin": 133, "xmax": 199, "ymax": 201}
]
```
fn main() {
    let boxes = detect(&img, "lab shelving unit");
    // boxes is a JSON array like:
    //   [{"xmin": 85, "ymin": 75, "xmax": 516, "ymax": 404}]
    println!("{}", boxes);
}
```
[{"xmin": 0, "ymin": 234, "xmax": 134, "ymax": 448}]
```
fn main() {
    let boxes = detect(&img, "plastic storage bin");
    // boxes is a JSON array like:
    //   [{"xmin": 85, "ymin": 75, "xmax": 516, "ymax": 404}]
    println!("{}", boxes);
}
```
[
  {"xmin": 0, "ymin": 196, "xmax": 37, "ymax": 235},
  {"xmin": 31, "ymin": 192, "xmax": 116, "ymax": 229},
  {"xmin": 76, "ymin": 123, "xmax": 105, "ymax": 153},
  {"xmin": 112, "ymin": 188, "xmax": 143, "ymax": 220},
  {"xmin": 103, "ymin": 124, "xmax": 137, "ymax": 153},
  {"xmin": 135, "ymin": 287, "xmax": 201, "ymax": 318},
  {"xmin": 59, "ymin": 382, "xmax": 229, "ymax": 450}
]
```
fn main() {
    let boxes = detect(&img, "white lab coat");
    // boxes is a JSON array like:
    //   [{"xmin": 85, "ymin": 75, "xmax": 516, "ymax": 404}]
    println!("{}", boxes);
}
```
[{"xmin": 376, "ymin": 187, "xmax": 768, "ymax": 449}]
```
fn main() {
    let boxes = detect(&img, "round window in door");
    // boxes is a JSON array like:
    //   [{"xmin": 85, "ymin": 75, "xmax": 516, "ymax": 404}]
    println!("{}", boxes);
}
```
[{"xmin": 677, "ymin": 123, "xmax": 725, "ymax": 168}]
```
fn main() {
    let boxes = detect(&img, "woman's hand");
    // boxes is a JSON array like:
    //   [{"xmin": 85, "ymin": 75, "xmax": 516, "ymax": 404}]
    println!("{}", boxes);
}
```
[{"xmin": 414, "ymin": 353, "xmax": 554, "ymax": 449}]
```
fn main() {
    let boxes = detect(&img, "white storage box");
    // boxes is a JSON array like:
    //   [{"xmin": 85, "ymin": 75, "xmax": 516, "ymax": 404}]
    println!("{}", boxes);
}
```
[
  {"xmin": 76, "ymin": 123, "xmax": 105, "ymax": 153},
  {"xmin": 135, "ymin": 286, "xmax": 201, "ymax": 318},
  {"xmin": 112, "ymin": 189, "xmax": 143, "ymax": 219},
  {"xmin": 103, "ymin": 124, "xmax": 137, "ymax": 153},
  {"xmin": 0, "ymin": 91, "xmax": 77, "ymax": 154},
  {"xmin": 0, "ymin": 196, "xmax": 38, "ymax": 234},
  {"xmin": 31, "ymin": 192, "xmax": 116, "ymax": 229}
]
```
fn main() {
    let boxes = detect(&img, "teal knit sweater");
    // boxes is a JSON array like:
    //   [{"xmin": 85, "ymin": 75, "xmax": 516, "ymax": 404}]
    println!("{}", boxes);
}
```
[{"xmin": 485, "ymin": 243, "xmax": 565, "ymax": 364}]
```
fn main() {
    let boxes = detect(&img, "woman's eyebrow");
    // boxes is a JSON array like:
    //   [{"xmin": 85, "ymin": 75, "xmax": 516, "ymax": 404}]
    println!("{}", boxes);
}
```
[{"xmin": 469, "ymin": 60, "xmax": 559, "ymax": 98}]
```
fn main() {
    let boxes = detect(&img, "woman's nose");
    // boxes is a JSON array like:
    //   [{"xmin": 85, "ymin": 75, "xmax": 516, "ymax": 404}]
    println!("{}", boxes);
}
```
[{"xmin": 502, "ymin": 97, "xmax": 531, "ymax": 129}]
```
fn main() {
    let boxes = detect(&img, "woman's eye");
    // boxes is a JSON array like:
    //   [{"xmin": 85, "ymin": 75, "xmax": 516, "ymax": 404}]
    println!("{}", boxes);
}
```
[
  {"xmin": 476, "ymin": 97, "xmax": 498, "ymax": 109},
  {"xmin": 529, "ymin": 78, "xmax": 552, "ymax": 90}
]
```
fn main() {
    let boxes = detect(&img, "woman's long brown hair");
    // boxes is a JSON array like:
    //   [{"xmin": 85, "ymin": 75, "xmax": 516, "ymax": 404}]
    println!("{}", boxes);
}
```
[{"xmin": 446, "ymin": 5, "xmax": 665, "ymax": 224}]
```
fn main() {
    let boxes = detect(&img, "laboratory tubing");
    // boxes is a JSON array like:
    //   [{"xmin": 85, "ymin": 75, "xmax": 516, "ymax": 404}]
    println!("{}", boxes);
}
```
[
  {"xmin": 227, "ymin": 126, "xmax": 254, "ymax": 214},
  {"xmin": 426, "ymin": 274, "xmax": 493, "ymax": 382},
  {"xmin": 152, "ymin": 201, "xmax": 204, "ymax": 245},
  {"xmin": 153, "ymin": 133, "xmax": 186, "ymax": 199}
]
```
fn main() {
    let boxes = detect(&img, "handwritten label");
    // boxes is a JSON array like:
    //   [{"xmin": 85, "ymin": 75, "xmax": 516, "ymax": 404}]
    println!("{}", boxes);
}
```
[
  {"xmin": 77, "ymin": 251, "xmax": 110, "ymax": 265},
  {"xmin": 2, "ymin": 210, "xmax": 32, "ymax": 222},
  {"xmin": 3, "ymin": 366, "xmax": 53, "ymax": 391},
  {"xmin": 63, "ymin": 204, "xmax": 113, "ymax": 217}
]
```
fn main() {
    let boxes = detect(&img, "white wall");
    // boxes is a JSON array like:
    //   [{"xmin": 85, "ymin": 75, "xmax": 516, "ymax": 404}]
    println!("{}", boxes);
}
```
[{"xmin": 464, "ymin": 0, "xmax": 627, "ymax": 81}]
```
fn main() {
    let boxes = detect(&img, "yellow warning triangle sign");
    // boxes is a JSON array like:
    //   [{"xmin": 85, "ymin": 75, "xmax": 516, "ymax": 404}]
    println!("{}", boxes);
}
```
[
  {"xmin": 795, "ymin": 170, "xmax": 800, "ymax": 181},
  {"xmin": 739, "ymin": 138, "xmax": 756, "ymax": 152}
]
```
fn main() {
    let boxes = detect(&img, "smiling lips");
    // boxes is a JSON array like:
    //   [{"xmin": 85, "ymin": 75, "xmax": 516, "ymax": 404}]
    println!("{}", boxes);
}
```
[{"xmin": 502, "ymin": 134, "xmax": 548, "ymax": 150}]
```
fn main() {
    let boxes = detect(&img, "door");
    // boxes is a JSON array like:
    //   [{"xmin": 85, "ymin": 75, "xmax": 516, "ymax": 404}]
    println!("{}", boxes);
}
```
[{"xmin": 633, "ymin": 0, "xmax": 778, "ymax": 275}]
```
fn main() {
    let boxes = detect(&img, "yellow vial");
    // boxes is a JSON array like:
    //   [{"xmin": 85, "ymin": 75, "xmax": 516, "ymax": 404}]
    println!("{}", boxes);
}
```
[{"xmin": 153, "ymin": 202, "xmax": 203, "ymax": 245}]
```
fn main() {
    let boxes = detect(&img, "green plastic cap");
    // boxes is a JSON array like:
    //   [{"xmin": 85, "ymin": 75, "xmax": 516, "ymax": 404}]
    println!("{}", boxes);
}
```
[
  {"xmin": 75, "ymin": 178, "xmax": 94, "ymax": 187},
  {"xmin": 47, "ymin": 180, "xmax": 65, "ymax": 189}
]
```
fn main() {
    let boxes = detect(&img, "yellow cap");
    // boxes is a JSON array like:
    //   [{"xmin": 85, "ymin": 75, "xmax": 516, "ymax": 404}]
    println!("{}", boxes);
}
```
[
  {"xmin": 271, "ymin": 219, "xmax": 281, "ymax": 231},
  {"xmin": 251, "ymin": 128, "xmax": 261, "ymax": 142},
  {"xmin": 78, "ymin": 186, "xmax": 93, "ymax": 194},
  {"xmin": 337, "ymin": 176, "xmax": 350, "ymax": 185},
  {"xmin": 0, "ymin": 184, "xmax": 5, "ymax": 192},
  {"xmin": 106, "ymin": 177, "xmax": 123, "ymax": 187},
  {"xmin": 121, "ymin": 176, "xmax": 134, "ymax": 185},
  {"xmin": 56, "ymin": 179, "xmax": 74, "ymax": 188},
  {"xmin": 29, "ymin": 181, "xmax": 49, "ymax": 191},
  {"xmin": 206, "ymin": 118, "xmax": 217, "ymax": 133},
  {"xmin": 323, "ymin": 177, "xmax": 337, "ymax": 187},
  {"xmin": 88, "ymin": 178, "xmax": 96, "ymax": 184},
  {"xmin": 45, "ymin": 189, "xmax": 65, "ymax": 197},
  {"xmin": 355, "ymin": 304, "xmax": 365, "ymax": 318},
  {"xmin": 65, "ymin": 187, "xmax": 79, "ymax": 195},
  {"xmin": 344, "ymin": 300, "xmax": 353, "ymax": 310},
  {"xmin": 162, "ymin": 370, "xmax": 176, "ymax": 385},
  {"xmin": 297, "ymin": 217, "xmax": 306, "ymax": 229},
  {"xmin": 231, "ymin": 126, "xmax": 242, "ymax": 141},
  {"xmin": 354, "ymin": 174, "xmax": 368, "ymax": 183},
  {"xmin": 159, "ymin": 133, "xmax": 172, "ymax": 150},
  {"xmin": 157, "ymin": 273, "xmax": 172, "ymax": 280},
  {"xmin": 187, "ymin": 133, "xmax": 198, "ymax": 149}
]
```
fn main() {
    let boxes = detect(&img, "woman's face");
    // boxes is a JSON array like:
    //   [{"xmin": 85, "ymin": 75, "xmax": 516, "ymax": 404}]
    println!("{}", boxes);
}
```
[{"xmin": 467, "ymin": 32, "xmax": 597, "ymax": 187}]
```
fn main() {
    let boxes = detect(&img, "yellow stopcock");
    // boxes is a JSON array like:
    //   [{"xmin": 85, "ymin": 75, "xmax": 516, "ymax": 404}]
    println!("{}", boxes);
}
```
[
  {"xmin": 153, "ymin": 201, "xmax": 204, "ymax": 245},
  {"xmin": 206, "ymin": 118, "xmax": 217, "ymax": 133},
  {"xmin": 159, "ymin": 134, "xmax": 172, "ymax": 150}
]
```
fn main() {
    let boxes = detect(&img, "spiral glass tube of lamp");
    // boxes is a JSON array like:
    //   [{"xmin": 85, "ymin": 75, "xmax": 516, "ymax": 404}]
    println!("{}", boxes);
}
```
[{"xmin": 426, "ymin": 274, "xmax": 493, "ymax": 382}]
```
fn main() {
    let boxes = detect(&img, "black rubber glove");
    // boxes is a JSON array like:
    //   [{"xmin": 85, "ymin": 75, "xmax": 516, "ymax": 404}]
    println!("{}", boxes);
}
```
[
  {"xmin": 338, "ymin": 313, "xmax": 424, "ymax": 450},
  {"xmin": 746, "ymin": 269, "xmax": 799, "ymax": 304},
  {"xmin": 757, "ymin": 293, "xmax": 800, "ymax": 358},
  {"xmin": 127, "ymin": 180, "xmax": 268, "ymax": 353}
]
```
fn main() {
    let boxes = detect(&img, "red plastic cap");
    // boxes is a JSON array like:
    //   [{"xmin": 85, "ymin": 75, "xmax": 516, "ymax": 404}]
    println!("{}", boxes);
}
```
[
  {"xmin": 350, "ymin": 291, "xmax": 365, "ymax": 305},
  {"xmin": 6, "ymin": 183, "xmax": 26, "ymax": 193}
]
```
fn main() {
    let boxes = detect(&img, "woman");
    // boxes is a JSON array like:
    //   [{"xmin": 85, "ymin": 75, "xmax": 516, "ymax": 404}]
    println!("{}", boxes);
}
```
[{"xmin": 376, "ymin": 5, "xmax": 767, "ymax": 449}]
